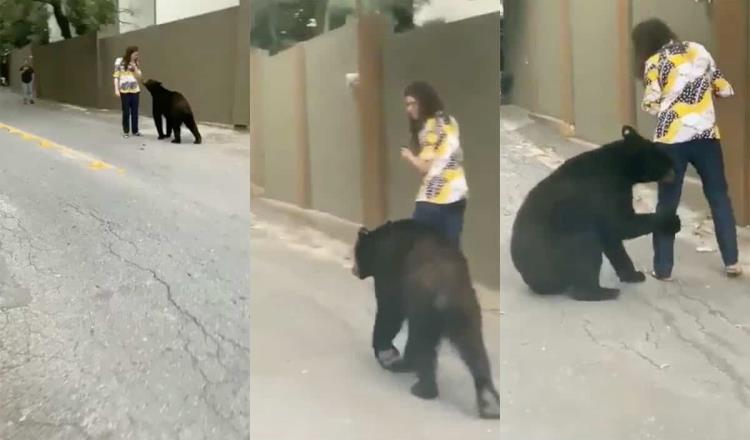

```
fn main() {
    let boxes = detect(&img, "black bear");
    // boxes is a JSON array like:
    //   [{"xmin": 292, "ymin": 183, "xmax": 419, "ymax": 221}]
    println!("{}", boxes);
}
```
[
  {"xmin": 510, "ymin": 125, "xmax": 681, "ymax": 301},
  {"xmin": 352, "ymin": 219, "xmax": 500, "ymax": 419},
  {"xmin": 143, "ymin": 79, "xmax": 202, "ymax": 144}
]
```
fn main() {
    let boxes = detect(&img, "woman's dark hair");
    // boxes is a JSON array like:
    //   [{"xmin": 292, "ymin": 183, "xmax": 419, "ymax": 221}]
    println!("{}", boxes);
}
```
[
  {"xmin": 404, "ymin": 81, "xmax": 446, "ymax": 148},
  {"xmin": 631, "ymin": 18, "xmax": 678, "ymax": 79},
  {"xmin": 122, "ymin": 46, "xmax": 139, "ymax": 67}
]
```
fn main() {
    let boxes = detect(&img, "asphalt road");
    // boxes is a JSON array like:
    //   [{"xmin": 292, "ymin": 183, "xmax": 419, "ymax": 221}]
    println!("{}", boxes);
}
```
[
  {"xmin": 0, "ymin": 90, "xmax": 250, "ymax": 439},
  {"xmin": 248, "ymin": 203, "xmax": 501, "ymax": 440}
]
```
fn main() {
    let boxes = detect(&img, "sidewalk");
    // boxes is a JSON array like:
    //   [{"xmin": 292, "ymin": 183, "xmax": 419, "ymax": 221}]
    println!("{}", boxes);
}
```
[{"xmin": 501, "ymin": 104, "xmax": 750, "ymax": 269}]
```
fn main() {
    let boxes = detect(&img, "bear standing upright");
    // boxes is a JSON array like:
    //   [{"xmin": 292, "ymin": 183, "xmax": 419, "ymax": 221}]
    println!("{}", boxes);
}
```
[
  {"xmin": 510, "ymin": 125, "xmax": 680, "ymax": 301},
  {"xmin": 352, "ymin": 219, "xmax": 500, "ymax": 419},
  {"xmin": 143, "ymin": 79, "xmax": 202, "ymax": 144}
]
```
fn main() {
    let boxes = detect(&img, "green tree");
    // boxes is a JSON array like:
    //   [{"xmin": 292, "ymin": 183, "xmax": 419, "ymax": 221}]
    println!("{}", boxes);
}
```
[
  {"xmin": 251, "ymin": 0, "xmax": 429, "ymax": 54},
  {"xmin": 0, "ymin": 0, "xmax": 50, "ymax": 51},
  {"xmin": 31, "ymin": 0, "xmax": 122, "ymax": 40}
]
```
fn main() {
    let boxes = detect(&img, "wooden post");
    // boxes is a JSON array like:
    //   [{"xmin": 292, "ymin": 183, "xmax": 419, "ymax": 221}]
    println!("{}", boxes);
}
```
[
  {"xmin": 713, "ymin": 0, "xmax": 749, "ymax": 225},
  {"xmin": 616, "ymin": 0, "xmax": 636, "ymax": 127},
  {"xmin": 292, "ymin": 46, "xmax": 312, "ymax": 209},
  {"xmin": 249, "ymin": 49, "xmax": 265, "ymax": 189},
  {"xmin": 559, "ymin": 0, "xmax": 574, "ymax": 128},
  {"xmin": 356, "ymin": 15, "xmax": 388, "ymax": 227}
]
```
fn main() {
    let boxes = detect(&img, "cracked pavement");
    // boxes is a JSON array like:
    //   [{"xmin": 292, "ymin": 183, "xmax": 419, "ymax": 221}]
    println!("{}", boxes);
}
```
[
  {"xmin": 500, "ymin": 107, "xmax": 750, "ymax": 440},
  {"xmin": 0, "ymin": 90, "xmax": 249, "ymax": 439}
]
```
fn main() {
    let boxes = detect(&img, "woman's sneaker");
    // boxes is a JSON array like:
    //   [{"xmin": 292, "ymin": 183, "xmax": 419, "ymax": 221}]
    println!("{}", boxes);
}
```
[
  {"xmin": 650, "ymin": 270, "xmax": 673, "ymax": 282},
  {"xmin": 123, "ymin": 133, "xmax": 130, "ymax": 138},
  {"xmin": 725, "ymin": 264, "xmax": 743, "ymax": 278}
]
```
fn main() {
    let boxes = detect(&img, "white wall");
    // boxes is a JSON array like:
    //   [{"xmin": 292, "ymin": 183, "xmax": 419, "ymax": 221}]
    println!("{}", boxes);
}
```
[
  {"xmin": 155, "ymin": 0, "xmax": 238, "ymax": 24},
  {"xmin": 415, "ymin": 0, "xmax": 501, "ymax": 25},
  {"xmin": 47, "ymin": 5, "xmax": 75, "ymax": 43},
  {"xmin": 119, "ymin": 0, "xmax": 156, "ymax": 33},
  {"xmin": 46, "ymin": 0, "xmax": 155, "ymax": 42}
]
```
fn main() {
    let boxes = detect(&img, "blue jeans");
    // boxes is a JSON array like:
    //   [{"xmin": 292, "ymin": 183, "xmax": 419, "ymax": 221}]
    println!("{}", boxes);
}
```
[
  {"xmin": 120, "ymin": 92, "xmax": 139, "ymax": 134},
  {"xmin": 653, "ymin": 138, "xmax": 739, "ymax": 277},
  {"xmin": 412, "ymin": 199, "xmax": 467, "ymax": 247}
]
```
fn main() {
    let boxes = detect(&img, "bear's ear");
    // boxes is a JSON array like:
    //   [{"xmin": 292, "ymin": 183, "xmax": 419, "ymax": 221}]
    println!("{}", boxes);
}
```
[{"xmin": 622, "ymin": 125, "xmax": 641, "ymax": 140}]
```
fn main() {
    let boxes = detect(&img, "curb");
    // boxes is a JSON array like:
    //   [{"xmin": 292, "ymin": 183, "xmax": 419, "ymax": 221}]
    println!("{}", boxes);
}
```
[
  {"xmin": 0, "ymin": 88, "xmax": 246, "ymax": 134},
  {"xmin": 250, "ymin": 185, "xmax": 360, "ymax": 247},
  {"xmin": 250, "ymin": 184, "xmax": 501, "ymax": 308}
]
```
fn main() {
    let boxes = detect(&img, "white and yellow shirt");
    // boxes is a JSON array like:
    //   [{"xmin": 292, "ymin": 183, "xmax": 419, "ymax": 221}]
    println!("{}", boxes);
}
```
[
  {"xmin": 113, "ymin": 61, "xmax": 141, "ymax": 94},
  {"xmin": 415, "ymin": 114, "xmax": 469, "ymax": 204},
  {"xmin": 642, "ymin": 41, "xmax": 733, "ymax": 144}
]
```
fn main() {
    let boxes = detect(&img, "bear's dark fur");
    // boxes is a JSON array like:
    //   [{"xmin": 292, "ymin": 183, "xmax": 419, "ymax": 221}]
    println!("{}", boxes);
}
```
[
  {"xmin": 143, "ymin": 79, "xmax": 202, "ymax": 144},
  {"xmin": 510, "ymin": 125, "xmax": 681, "ymax": 301},
  {"xmin": 352, "ymin": 219, "xmax": 499, "ymax": 419}
]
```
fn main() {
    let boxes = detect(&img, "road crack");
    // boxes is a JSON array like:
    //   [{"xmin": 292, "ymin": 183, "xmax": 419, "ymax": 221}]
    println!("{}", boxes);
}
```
[{"xmin": 639, "ymin": 285, "xmax": 750, "ymax": 409}]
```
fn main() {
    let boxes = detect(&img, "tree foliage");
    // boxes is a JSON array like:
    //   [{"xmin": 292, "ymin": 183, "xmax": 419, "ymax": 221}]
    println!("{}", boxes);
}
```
[
  {"xmin": 251, "ymin": 0, "xmax": 426, "ymax": 54},
  {"xmin": 0, "ymin": 0, "xmax": 50, "ymax": 51},
  {"xmin": 32, "ymin": 0, "xmax": 119, "ymax": 40}
]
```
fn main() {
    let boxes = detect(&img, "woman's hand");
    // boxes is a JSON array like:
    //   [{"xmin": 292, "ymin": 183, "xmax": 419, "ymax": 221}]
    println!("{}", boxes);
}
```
[
  {"xmin": 401, "ymin": 147, "xmax": 431, "ymax": 175},
  {"xmin": 400, "ymin": 147, "xmax": 413, "ymax": 161},
  {"xmin": 115, "ymin": 89, "xmax": 120, "ymax": 97}
]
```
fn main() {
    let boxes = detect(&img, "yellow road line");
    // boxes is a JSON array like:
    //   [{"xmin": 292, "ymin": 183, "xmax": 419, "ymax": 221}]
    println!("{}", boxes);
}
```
[{"xmin": 0, "ymin": 122, "xmax": 126, "ymax": 175}]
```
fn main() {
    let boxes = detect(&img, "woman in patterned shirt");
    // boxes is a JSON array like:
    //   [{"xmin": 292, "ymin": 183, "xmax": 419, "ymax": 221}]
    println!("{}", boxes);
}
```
[
  {"xmin": 113, "ymin": 46, "xmax": 142, "ymax": 138},
  {"xmin": 400, "ymin": 81, "xmax": 469, "ymax": 247},
  {"xmin": 632, "ymin": 18, "xmax": 742, "ymax": 279}
]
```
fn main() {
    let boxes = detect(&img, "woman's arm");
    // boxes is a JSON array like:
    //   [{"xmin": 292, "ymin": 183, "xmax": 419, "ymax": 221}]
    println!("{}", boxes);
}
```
[
  {"xmin": 641, "ymin": 59, "xmax": 662, "ymax": 115},
  {"xmin": 705, "ymin": 48, "xmax": 734, "ymax": 98},
  {"xmin": 401, "ymin": 148, "xmax": 431, "ymax": 175}
]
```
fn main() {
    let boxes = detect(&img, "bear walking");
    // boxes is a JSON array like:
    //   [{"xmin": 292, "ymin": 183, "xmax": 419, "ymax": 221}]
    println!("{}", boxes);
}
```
[
  {"xmin": 510, "ymin": 125, "xmax": 681, "ymax": 301},
  {"xmin": 352, "ymin": 219, "xmax": 500, "ymax": 419},
  {"xmin": 143, "ymin": 79, "xmax": 202, "ymax": 144}
]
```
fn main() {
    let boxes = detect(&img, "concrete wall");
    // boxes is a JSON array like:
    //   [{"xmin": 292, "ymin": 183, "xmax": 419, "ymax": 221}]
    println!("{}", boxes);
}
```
[
  {"xmin": 501, "ymin": 0, "xmax": 566, "ymax": 121},
  {"xmin": 383, "ymin": 12, "xmax": 501, "ymax": 287},
  {"xmin": 232, "ymin": 0, "xmax": 251, "ymax": 126},
  {"xmin": 23, "ymin": 7, "xmax": 248, "ymax": 126},
  {"xmin": 505, "ymin": 0, "xmax": 716, "ymax": 144},
  {"xmin": 251, "ymin": 13, "xmax": 501, "ymax": 287},
  {"xmin": 253, "ymin": 46, "xmax": 308, "ymax": 205},
  {"xmin": 98, "ymin": 7, "xmax": 240, "ymax": 124},
  {"xmin": 156, "ymin": 0, "xmax": 238, "ymax": 25},
  {"xmin": 569, "ymin": 0, "xmax": 620, "ymax": 144},
  {"xmin": 303, "ymin": 22, "xmax": 363, "ymax": 223},
  {"xmin": 31, "ymin": 33, "xmax": 100, "ymax": 108},
  {"xmin": 249, "ymin": 48, "xmax": 267, "ymax": 190},
  {"xmin": 502, "ymin": 0, "xmax": 536, "ymax": 112},
  {"xmin": 8, "ymin": 45, "xmax": 32, "ymax": 93}
]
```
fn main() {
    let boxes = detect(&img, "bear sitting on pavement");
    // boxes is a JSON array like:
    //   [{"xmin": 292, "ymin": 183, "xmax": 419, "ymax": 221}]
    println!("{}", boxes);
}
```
[
  {"xmin": 352, "ymin": 219, "xmax": 500, "ymax": 419},
  {"xmin": 510, "ymin": 125, "xmax": 680, "ymax": 301}
]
